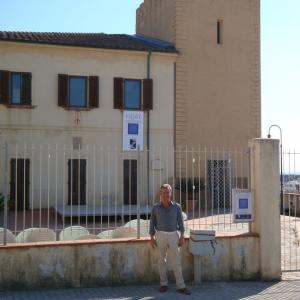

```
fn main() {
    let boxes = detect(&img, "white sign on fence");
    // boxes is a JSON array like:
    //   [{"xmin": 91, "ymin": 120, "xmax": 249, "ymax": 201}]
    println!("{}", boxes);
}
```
[
  {"xmin": 123, "ymin": 110, "xmax": 144, "ymax": 151},
  {"xmin": 232, "ymin": 189, "xmax": 254, "ymax": 223}
]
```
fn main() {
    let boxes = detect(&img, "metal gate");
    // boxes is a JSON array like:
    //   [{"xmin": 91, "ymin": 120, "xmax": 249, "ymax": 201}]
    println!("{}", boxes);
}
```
[{"xmin": 281, "ymin": 150, "xmax": 300, "ymax": 272}]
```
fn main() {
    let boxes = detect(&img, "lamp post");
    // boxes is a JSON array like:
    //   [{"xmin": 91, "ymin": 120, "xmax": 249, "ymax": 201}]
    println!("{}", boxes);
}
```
[{"xmin": 267, "ymin": 125, "xmax": 283, "ymax": 213}]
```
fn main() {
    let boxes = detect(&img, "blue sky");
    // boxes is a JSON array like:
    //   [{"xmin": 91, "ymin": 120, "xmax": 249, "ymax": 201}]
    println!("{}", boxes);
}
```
[{"xmin": 1, "ymin": 0, "xmax": 299, "ymax": 149}]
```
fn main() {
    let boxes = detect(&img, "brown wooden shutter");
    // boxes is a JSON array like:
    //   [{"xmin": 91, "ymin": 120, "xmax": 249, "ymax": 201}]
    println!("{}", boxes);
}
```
[
  {"xmin": 88, "ymin": 76, "xmax": 99, "ymax": 108},
  {"xmin": 58, "ymin": 74, "xmax": 69, "ymax": 107},
  {"xmin": 21, "ymin": 72, "xmax": 32, "ymax": 104},
  {"xmin": 113, "ymin": 77, "xmax": 124, "ymax": 109},
  {"xmin": 142, "ymin": 79, "xmax": 153, "ymax": 110},
  {"xmin": 0, "ymin": 70, "xmax": 10, "ymax": 104}
]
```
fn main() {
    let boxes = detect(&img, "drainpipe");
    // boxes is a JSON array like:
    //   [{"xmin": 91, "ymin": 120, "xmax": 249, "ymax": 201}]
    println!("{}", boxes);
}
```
[{"xmin": 146, "ymin": 51, "xmax": 152, "ymax": 205}]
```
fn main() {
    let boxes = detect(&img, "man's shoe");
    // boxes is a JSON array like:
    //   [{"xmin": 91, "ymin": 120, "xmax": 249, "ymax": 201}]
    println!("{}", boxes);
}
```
[
  {"xmin": 177, "ymin": 288, "xmax": 191, "ymax": 295},
  {"xmin": 159, "ymin": 286, "xmax": 168, "ymax": 293}
]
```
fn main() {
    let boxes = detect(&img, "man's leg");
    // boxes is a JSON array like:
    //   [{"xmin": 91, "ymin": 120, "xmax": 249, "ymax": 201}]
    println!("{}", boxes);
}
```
[
  {"xmin": 155, "ymin": 231, "xmax": 168, "ymax": 287},
  {"xmin": 168, "ymin": 232, "xmax": 186, "ymax": 289}
]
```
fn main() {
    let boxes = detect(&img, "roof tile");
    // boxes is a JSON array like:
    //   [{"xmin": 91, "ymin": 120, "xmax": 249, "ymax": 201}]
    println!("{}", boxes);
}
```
[{"xmin": 0, "ymin": 31, "xmax": 177, "ymax": 53}]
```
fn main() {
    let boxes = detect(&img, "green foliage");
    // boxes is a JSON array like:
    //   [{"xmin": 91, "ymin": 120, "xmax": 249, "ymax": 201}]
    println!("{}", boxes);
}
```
[
  {"xmin": 0, "ymin": 193, "xmax": 14, "ymax": 211},
  {"xmin": 174, "ymin": 177, "xmax": 205, "ymax": 195}
]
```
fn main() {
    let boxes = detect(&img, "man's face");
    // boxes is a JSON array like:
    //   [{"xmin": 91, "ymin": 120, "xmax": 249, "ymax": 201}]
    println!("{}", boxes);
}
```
[{"xmin": 160, "ymin": 187, "xmax": 171, "ymax": 204}]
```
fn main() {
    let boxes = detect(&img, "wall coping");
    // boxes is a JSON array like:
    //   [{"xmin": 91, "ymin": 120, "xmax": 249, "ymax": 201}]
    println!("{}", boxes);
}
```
[{"xmin": 0, "ymin": 232, "xmax": 259, "ymax": 250}]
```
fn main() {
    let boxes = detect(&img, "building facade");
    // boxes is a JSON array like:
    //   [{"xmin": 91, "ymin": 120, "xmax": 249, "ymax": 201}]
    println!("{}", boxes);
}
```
[
  {"xmin": 0, "ymin": 33, "xmax": 177, "ymax": 209},
  {"xmin": 136, "ymin": 0, "xmax": 261, "ymax": 149}
]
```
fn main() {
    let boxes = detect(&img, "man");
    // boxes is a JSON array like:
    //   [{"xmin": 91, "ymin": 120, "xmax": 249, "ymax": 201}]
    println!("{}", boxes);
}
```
[{"xmin": 149, "ymin": 184, "xmax": 191, "ymax": 295}]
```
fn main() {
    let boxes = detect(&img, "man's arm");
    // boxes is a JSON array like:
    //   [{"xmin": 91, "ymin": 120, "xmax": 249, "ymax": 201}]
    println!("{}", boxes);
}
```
[
  {"xmin": 149, "ymin": 206, "xmax": 157, "ymax": 248},
  {"xmin": 177, "ymin": 205, "xmax": 185, "ymax": 246}
]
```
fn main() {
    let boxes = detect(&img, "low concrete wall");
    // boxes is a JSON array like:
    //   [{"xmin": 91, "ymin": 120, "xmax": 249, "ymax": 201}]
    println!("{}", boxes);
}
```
[{"xmin": 0, "ymin": 234, "xmax": 260, "ymax": 290}]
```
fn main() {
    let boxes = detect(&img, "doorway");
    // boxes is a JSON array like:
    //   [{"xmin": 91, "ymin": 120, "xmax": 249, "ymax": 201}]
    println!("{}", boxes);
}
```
[
  {"xmin": 10, "ymin": 158, "xmax": 30, "ymax": 211},
  {"xmin": 67, "ymin": 159, "xmax": 86, "ymax": 205},
  {"xmin": 123, "ymin": 159, "xmax": 137, "ymax": 205}
]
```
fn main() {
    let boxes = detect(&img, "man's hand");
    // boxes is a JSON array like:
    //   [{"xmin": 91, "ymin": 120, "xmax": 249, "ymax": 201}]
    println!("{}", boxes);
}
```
[
  {"xmin": 150, "ymin": 236, "xmax": 157, "ymax": 248},
  {"xmin": 178, "ymin": 235, "xmax": 185, "ymax": 247}
]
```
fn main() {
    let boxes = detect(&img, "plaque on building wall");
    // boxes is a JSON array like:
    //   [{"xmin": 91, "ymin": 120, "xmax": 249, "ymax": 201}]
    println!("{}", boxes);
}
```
[{"xmin": 123, "ymin": 111, "xmax": 144, "ymax": 151}]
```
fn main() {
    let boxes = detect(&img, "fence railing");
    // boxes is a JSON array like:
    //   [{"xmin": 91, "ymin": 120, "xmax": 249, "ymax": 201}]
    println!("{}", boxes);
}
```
[
  {"xmin": 281, "ymin": 150, "xmax": 300, "ymax": 272},
  {"xmin": 0, "ymin": 143, "xmax": 251, "ymax": 245}
]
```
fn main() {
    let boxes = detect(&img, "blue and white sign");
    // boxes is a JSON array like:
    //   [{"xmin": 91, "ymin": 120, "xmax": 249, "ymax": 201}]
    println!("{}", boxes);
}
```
[
  {"xmin": 123, "ymin": 111, "xmax": 144, "ymax": 151},
  {"xmin": 232, "ymin": 189, "xmax": 254, "ymax": 223}
]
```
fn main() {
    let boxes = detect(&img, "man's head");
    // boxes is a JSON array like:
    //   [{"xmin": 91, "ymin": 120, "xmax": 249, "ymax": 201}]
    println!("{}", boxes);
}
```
[{"xmin": 160, "ymin": 184, "xmax": 172, "ymax": 207}]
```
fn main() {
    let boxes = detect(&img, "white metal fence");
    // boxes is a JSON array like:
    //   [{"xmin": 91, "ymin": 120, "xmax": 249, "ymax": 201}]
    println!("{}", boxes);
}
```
[
  {"xmin": 281, "ymin": 150, "xmax": 300, "ymax": 272},
  {"xmin": 0, "ymin": 143, "xmax": 251, "ymax": 244}
]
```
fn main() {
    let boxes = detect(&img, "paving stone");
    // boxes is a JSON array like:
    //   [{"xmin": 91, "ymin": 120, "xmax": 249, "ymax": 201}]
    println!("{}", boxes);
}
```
[{"xmin": 1, "ymin": 281, "xmax": 300, "ymax": 300}]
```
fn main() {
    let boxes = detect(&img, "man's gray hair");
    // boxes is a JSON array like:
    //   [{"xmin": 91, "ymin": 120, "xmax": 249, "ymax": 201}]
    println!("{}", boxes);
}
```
[{"xmin": 160, "ymin": 184, "xmax": 172, "ymax": 192}]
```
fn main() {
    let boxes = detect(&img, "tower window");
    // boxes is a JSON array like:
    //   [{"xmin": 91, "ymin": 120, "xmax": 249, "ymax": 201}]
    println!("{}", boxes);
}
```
[{"xmin": 217, "ymin": 20, "xmax": 223, "ymax": 45}]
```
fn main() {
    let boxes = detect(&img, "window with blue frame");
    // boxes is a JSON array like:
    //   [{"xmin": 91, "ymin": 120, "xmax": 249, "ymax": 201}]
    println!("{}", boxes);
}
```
[
  {"xmin": 11, "ymin": 73, "xmax": 22, "ymax": 104},
  {"xmin": 69, "ymin": 77, "xmax": 87, "ymax": 107},
  {"xmin": 0, "ymin": 71, "xmax": 32, "ymax": 106},
  {"xmin": 124, "ymin": 79, "xmax": 141, "ymax": 110}
]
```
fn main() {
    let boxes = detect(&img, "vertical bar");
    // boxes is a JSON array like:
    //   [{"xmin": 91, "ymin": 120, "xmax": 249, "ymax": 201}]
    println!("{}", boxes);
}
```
[
  {"xmin": 121, "ymin": 148, "xmax": 124, "ymax": 227},
  {"xmin": 55, "ymin": 144, "xmax": 58, "ymax": 236},
  {"xmin": 39, "ymin": 145, "xmax": 42, "ymax": 228},
  {"xmin": 100, "ymin": 146, "xmax": 103, "ymax": 232},
  {"xmin": 294, "ymin": 150, "xmax": 297, "ymax": 271},
  {"xmin": 172, "ymin": 146, "xmax": 175, "ymax": 204},
  {"xmin": 14, "ymin": 144, "xmax": 18, "ymax": 235},
  {"xmin": 137, "ymin": 145, "xmax": 141, "ymax": 239},
  {"xmin": 63, "ymin": 145, "xmax": 66, "ymax": 231},
  {"xmin": 3, "ymin": 142, "xmax": 8, "ymax": 245},
  {"xmin": 166, "ymin": 146, "xmax": 169, "ymax": 184},
  {"xmin": 108, "ymin": 146, "xmax": 110, "ymax": 229},
  {"xmin": 210, "ymin": 148, "xmax": 213, "ymax": 229},
  {"xmin": 47, "ymin": 144, "xmax": 50, "ymax": 229},
  {"xmin": 159, "ymin": 146, "xmax": 162, "ymax": 189},
  {"xmin": 247, "ymin": 147, "xmax": 252, "ymax": 233},
  {"xmin": 179, "ymin": 146, "xmax": 182, "ymax": 208},
  {"xmin": 198, "ymin": 146, "xmax": 201, "ymax": 229},
  {"xmin": 191, "ymin": 147, "xmax": 195, "ymax": 230},
  {"xmin": 70, "ymin": 145, "xmax": 73, "ymax": 228},
  {"xmin": 114, "ymin": 146, "xmax": 118, "ymax": 230},
  {"xmin": 234, "ymin": 148, "xmax": 238, "ymax": 229},
  {"xmin": 282, "ymin": 148, "xmax": 286, "ymax": 270},
  {"xmin": 93, "ymin": 145, "xmax": 96, "ymax": 234},
  {"xmin": 78, "ymin": 144, "xmax": 81, "ymax": 226},
  {"xmin": 288, "ymin": 149, "xmax": 291, "ymax": 271},
  {"xmin": 204, "ymin": 147, "xmax": 208, "ymax": 229},
  {"xmin": 23, "ymin": 144, "xmax": 27, "ymax": 231},
  {"xmin": 216, "ymin": 148, "xmax": 220, "ymax": 230},
  {"xmin": 240, "ymin": 149, "xmax": 245, "ymax": 229},
  {"xmin": 229, "ymin": 148, "xmax": 233, "ymax": 230},
  {"xmin": 86, "ymin": 144, "xmax": 89, "ymax": 229},
  {"xmin": 223, "ymin": 148, "xmax": 226, "ymax": 229},
  {"xmin": 31, "ymin": 144, "xmax": 34, "ymax": 228},
  {"xmin": 185, "ymin": 146, "xmax": 188, "ymax": 217},
  {"xmin": 152, "ymin": 145, "xmax": 155, "ymax": 206}
]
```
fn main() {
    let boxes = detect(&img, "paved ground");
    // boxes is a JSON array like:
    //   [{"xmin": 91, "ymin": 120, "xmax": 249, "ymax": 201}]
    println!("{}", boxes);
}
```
[{"xmin": 1, "ymin": 280, "xmax": 300, "ymax": 300}]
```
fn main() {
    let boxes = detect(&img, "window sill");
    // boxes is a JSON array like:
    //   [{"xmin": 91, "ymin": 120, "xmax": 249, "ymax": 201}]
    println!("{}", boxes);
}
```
[
  {"xmin": 4, "ymin": 104, "xmax": 36, "ymax": 109},
  {"xmin": 63, "ymin": 107, "xmax": 92, "ymax": 111}
]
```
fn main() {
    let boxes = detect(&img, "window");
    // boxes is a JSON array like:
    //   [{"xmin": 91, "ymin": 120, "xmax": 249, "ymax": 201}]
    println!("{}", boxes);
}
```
[
  {"xmin": 217, "ymin": 20, "xmax": 223, "ymax": 45},
  {"xmin": 124, "ymin": 79, "xmax": 141, "ymax": 110},
  {"xmin": 0, "ymin": 70, "xmax": 32, "ymax": 106},
  {"xmin": 58, "ymin": 74, "xmax": 99, "ymax": 109},
  {"xmin": 113, "ymin": 78, "xmax": 153, "ymax": 111},
  {"xmin": 69, "ymin": 77, "xmax": 87, "ymax": 107},
  {"xmin": 11, "ymin": 73, "xmax": 22, "ymax": 104}
]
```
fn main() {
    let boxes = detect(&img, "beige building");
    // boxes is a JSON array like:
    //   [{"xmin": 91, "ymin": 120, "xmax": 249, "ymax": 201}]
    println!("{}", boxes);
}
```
[
  {"xmin": 136, "ymin": 0, "xmax": 261, "ymax": 149},
  {"xmin": 0, "ymin": 33, "xmax": 177, "ymax": 209},
  {"xmin": 0, "ymin": 0, "xmax": 261, "ymax": 210}
]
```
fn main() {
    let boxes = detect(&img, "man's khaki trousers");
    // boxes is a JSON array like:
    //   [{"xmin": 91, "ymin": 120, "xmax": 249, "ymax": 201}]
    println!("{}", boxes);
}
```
[{"xmin": 155, "ymin": 231, "xmax": 186, "ymax": 289}]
